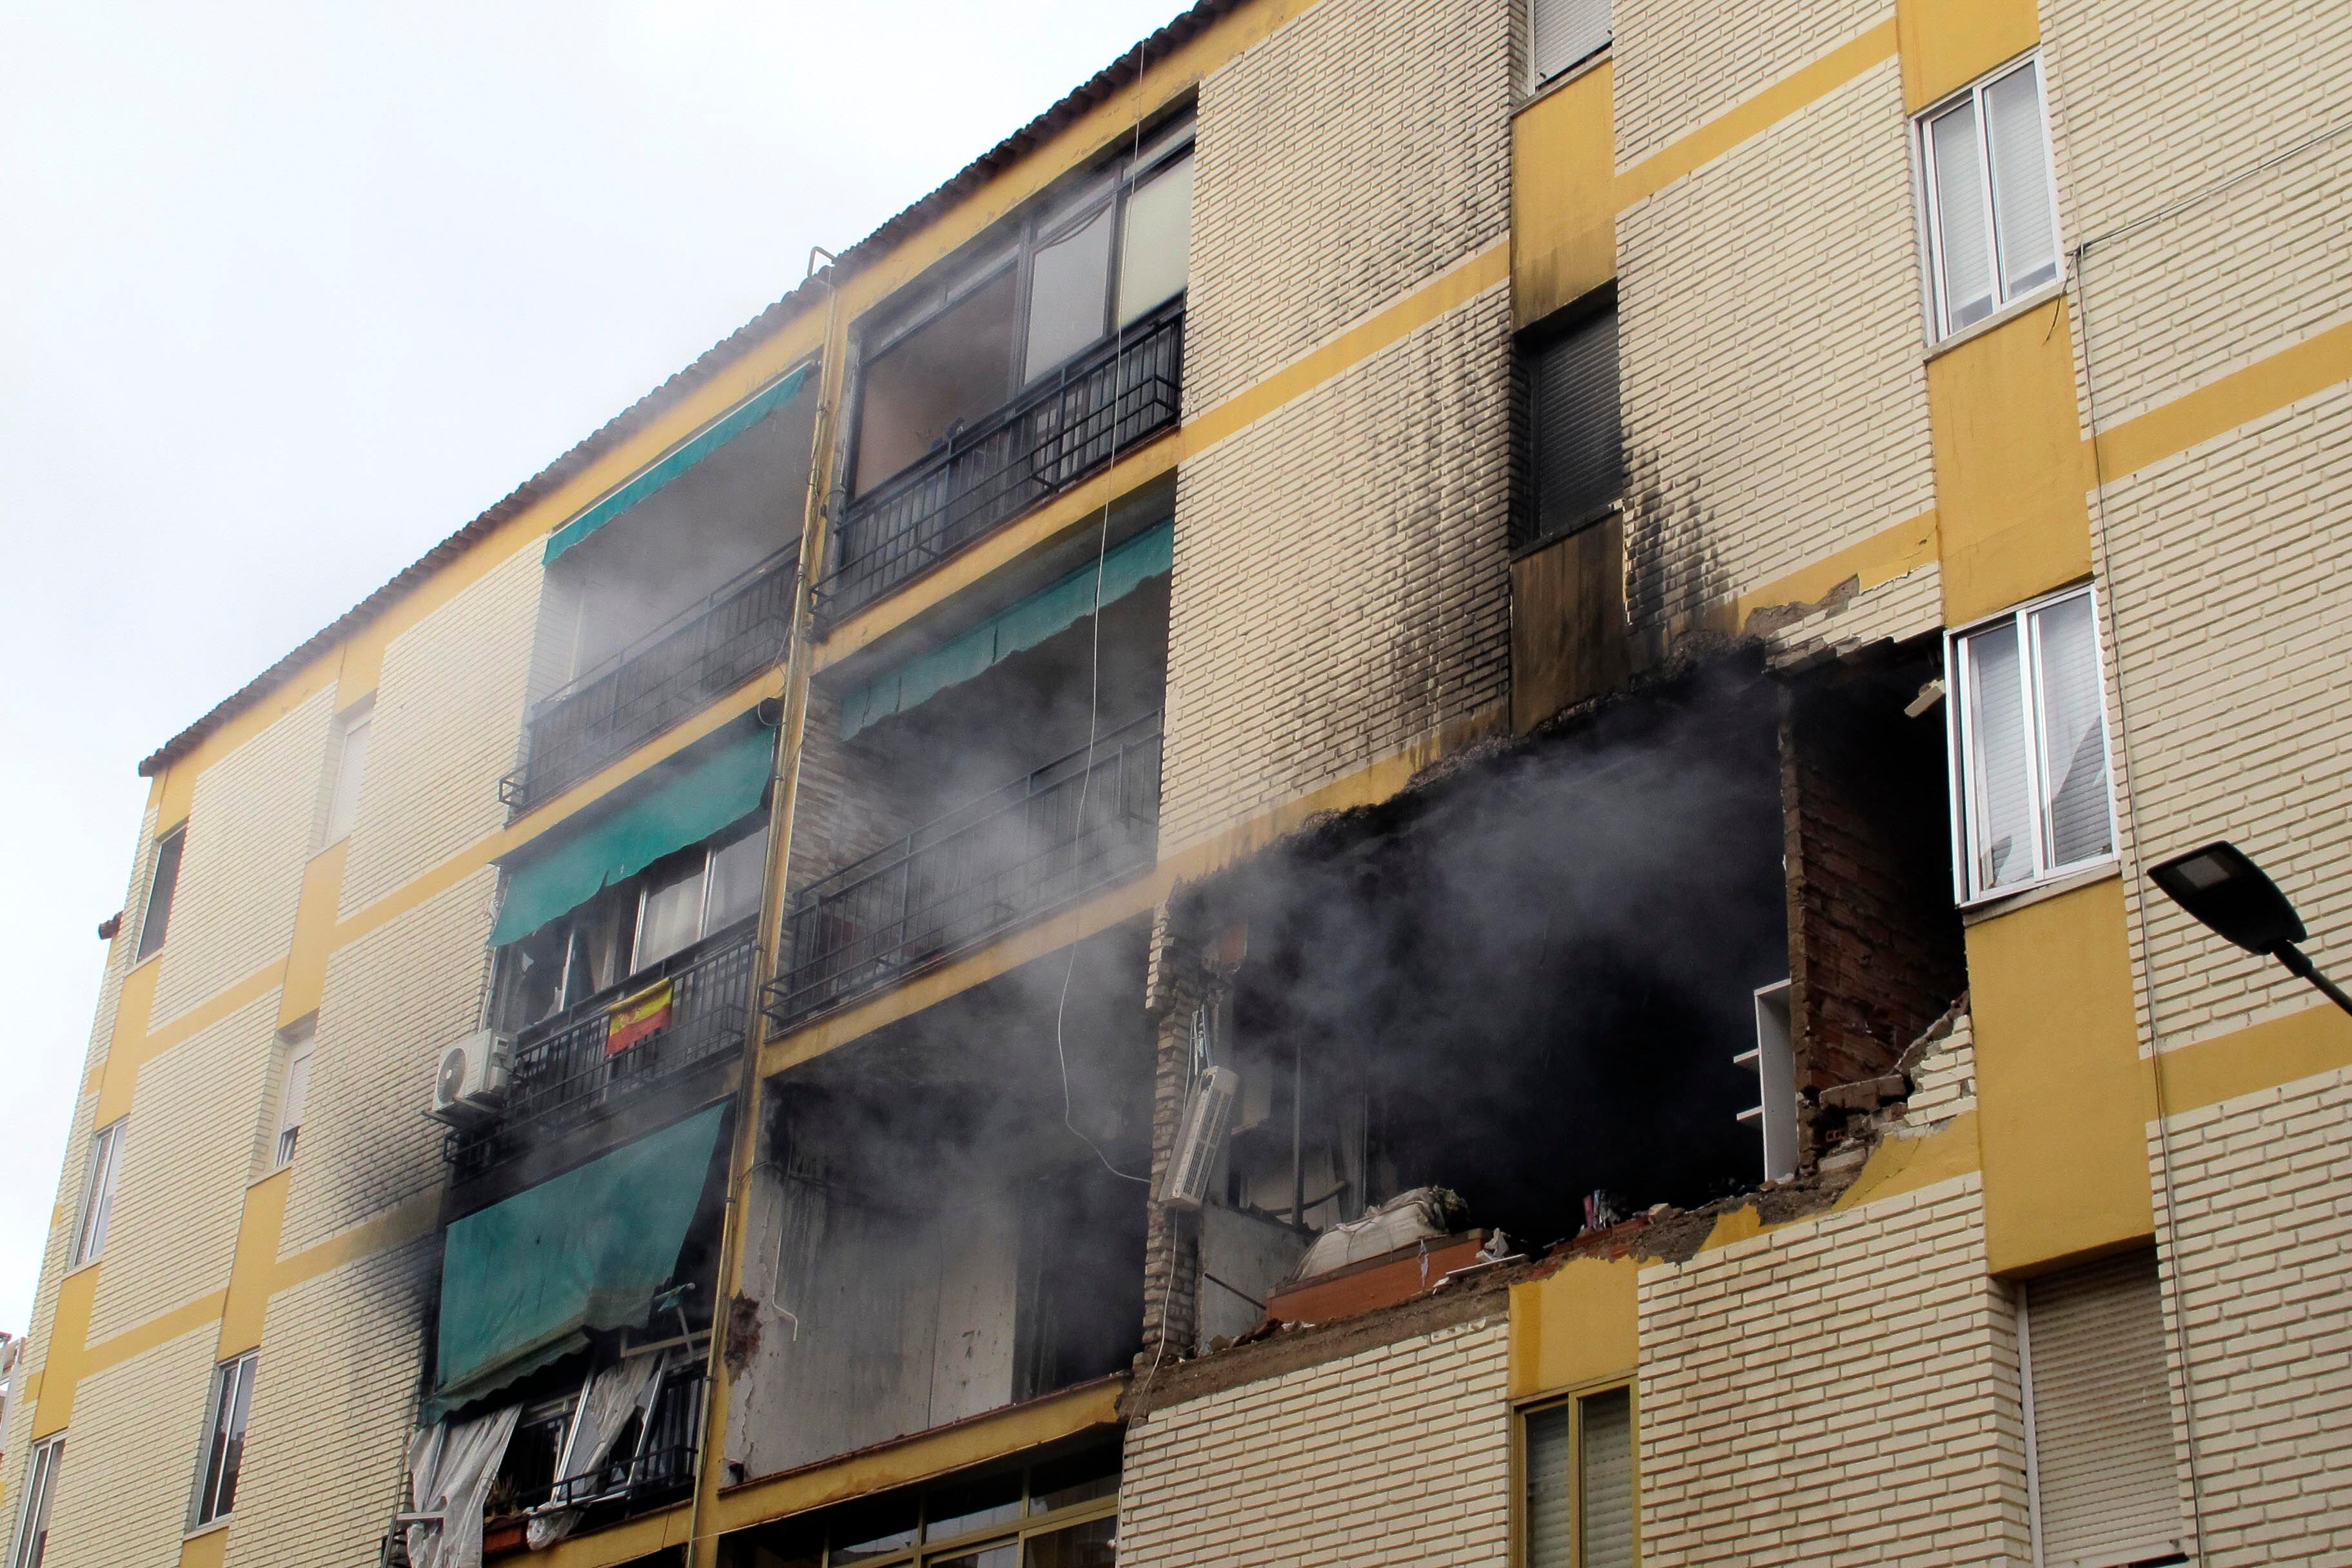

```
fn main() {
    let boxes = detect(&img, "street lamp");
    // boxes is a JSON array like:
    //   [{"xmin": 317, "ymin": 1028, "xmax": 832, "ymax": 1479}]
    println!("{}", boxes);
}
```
[{"xmin": 2147, "ymin": 841, "xmax": 2352, "ymax": 1019}]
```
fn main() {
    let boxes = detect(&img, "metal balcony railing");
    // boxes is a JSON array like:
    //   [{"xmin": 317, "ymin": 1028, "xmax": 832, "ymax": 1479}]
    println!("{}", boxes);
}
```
[
  {"xmin": 505, "ymin": 1362, "xmax": 707, "ymax": 1527},
  {"xmin": 501, "ymin": 551, "xmax": 796, "ymax": 816},
  {"xmin": 763, "ymin": 710, "xmax": 1163, "ymax": 1026},
  {"xmin": 820, "ymin": 299, "xmax": 1184, "ymax": 622},
  {"xmin": 446, "ymin": 925, "xmax": 757, "ymax": 1179}
]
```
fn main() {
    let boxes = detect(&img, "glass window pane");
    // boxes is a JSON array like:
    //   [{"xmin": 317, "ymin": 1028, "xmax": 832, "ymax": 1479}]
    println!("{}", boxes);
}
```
[
  {"xmin": 634, "ymin": 858, "xmax": 706, "ymax": 970},
  {"xmin": 830, "ymin": 1496, "xmax": 919, "ymax": 1562},
  {"xmin": 1023, "ymin": 1518, "xmax": 1115, "ymax": 1568},
  {"xmin": 853, "ymin": 266, "xmax": 1020, "ymax": 495},
  {"xmin": 1984, "ymin": 63, "xmax": 2059, "ymax": 299},
  {"xmin": 75, "ymin": 1121, "xmax": 124, "ymax": 1266},
  {"xmin": 138, "ymin": 828, "xmax": 184, "ymax": 961},
  {"xmin": 1024, "ymin": 204, "xmax": 1115, "ymax": 380},
  {"xmin": 324, "ymin": 715, "xmax": 371, "ymax": 843},
  {"xmin": 2032, "ymin": 594, "xmax": 2113, "ymax": 869},
  {"xmin": 925, "ymin": 1474, "xmax": 1023, "ymax": 1542},
  {"xmin": 1524, "ymin": 1404, "xmax": 1573, "ymax": 1568},
  {"xmin": 14, "ymin": 1436, "xmax": 61, "ymax": 1568},
  {"xmin": 277, "ymin": 1040, "xmax": 312, "ymax": 1164},
  {"xmin": 704, "ymin": 823, "xmax": 769, "ymax": 934},
  {"xmin": 1929, "ymin": 98, "xmax": 1995, "ymax": 331},
  {"xmin": 1578, "ymin": 1387, "xmax": 1635, "ymax": 1568},
  {"xmin": 1963, "ymin": 620, "xmax": 2037, "ymax": 893},
  {"xmin": 1115, "ymin": 152, "xmax": 1193, "ymax": 327},
  {"xmin": 933, "ymin": 1542, "xmax": 1018, "ymax": 1568},
  {"xmin": 1028, "ymin": 1449, "xmax": 1119, "ymax": 1515}
]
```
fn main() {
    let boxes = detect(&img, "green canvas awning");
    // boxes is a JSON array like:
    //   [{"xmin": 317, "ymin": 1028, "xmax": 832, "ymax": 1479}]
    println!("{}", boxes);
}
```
[
  {"xmin": 489, "ymin": 726, "xmax": 772, "ymax": 947},
  {"xmin": 840, "ymin": 518, "xmax": 1173, "ymax": 738},
  {"xmin": 430, "ymin": 1103, "xmax": 727, "ymax": 1416},
  {"xmin": 543, "ymin": 364, "xmax": 812, "ymax": 565}
]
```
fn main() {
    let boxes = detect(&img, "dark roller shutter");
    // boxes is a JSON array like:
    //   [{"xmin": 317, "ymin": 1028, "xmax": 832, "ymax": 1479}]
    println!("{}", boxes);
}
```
[{"xmin": 1529, "ymin": 308, "xmax": 1623, "ymax": 546}]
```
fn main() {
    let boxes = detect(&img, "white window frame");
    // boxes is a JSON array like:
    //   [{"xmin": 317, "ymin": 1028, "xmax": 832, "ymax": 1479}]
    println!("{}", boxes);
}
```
[
  {"xmin": 135, "ymin": 825, "xmax": 186, "ymax": 964},
  {"xmin": 1946, "ymin": 583, "xmax": 2119, "ymax": 905},
  {"xmin": 1915, "ymin": 52, "xmax": 2063, "ymax": 341},
  {"xmin": 321, "ymin": 707, "xmax": 373, "ymax": 845},
  {"xmin": 188, "ymin": 1350, "xmax": 257, "ymax": 1530},
  {"xmin": 9, "ymin": 1432, "xmax": 61, "ymax": 1568},
  {"xmin": 273, "ymin": 1026, "xmax": 314, "ymax": 1168},
  {"xmin": 71, "ymin": 1119, "xmax": 127, "ymax": 1269}
]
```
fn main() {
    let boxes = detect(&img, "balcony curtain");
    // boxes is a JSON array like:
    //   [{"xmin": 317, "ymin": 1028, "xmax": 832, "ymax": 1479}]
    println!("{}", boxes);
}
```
[
  {"xmin": 488, "ymin": 725, "xmax": 772, "ymax": 948},
  {"xmin": 542, "ymin": 362, "xmax": 811, "ymax": 565},
  {"xmin": 839, "ymin": 517, "xmax": 1173, "ymax": 739},
  {"xmin": 429, "ymin": 1102, "xmax": 726, "ymax": 1418}
]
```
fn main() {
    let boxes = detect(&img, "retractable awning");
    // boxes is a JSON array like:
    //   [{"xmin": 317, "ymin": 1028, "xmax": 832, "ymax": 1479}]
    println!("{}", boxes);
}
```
[
  {"xmin": 488, "ymin": 725, "xmax": 772, "ymax": 948},
  {"xmin": 429, "ymin": 1102, "xmax": 727, "ymax": 1416},
  {"xmin": 542, "ymin": 364, "xmax": 812, "ymax": 565},
  {"xmin": 839, "ymin": 518, "xmax": 1173, "ymax": 738}
]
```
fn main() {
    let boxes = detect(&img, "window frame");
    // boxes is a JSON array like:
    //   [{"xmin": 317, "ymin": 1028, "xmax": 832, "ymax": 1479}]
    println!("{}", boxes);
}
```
[
  {"xmin": 1516, "ymin": 1379, "xmax": 1639, "ymax": 1568},
  {"xmin": 273, "ymin": 1026, "xmax": 315, "ymax": 1168},
  {"xmin": 321, "ymin": 707, "xmax": 373, "ymax": 846},
  {"xmin": 760, "ymin": 1446, "xmax": 1119, "ymax": 1567},
  {"xmin": 1515, "ymin": 289, "xmax": 1625, "ymax": 554},
  {"xmin": 1945, "ymin": 583, "xmax": 2119, "ymax": 905},
  {"xmin": 135, "ymin": 825, "xmax": 186, "ymax": 964},
  {"xmin": 9, "ymin": 1432, "xmax": 62, "ymax": 1568},
  {"xmin": 71, "ymin": 1118, "xmax": 127, "ymax": 1269},
  {"xmin": 188, "ymin": 1350, "xmax": 258, "ymax": 1531},
  {"xmin": 1527, "ymin": 0, "xmax": 1612, "ymax": 92},
  {"xmin": 1915, "ymin": 52, "xmax": 2063, "ymax": 341}
]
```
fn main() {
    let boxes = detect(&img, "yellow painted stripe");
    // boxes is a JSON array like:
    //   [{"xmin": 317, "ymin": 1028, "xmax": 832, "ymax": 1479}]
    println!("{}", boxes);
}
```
[
  {"xmin": 2091, "ymin": 315, "xmax": 2352, "ymax": 483},
  {"xmin": 1614, "ymin": 20, "xmax": 1899, "ymax": 206},
  {"xmin": 1722, "ymin": 506, "xmax": 1941, "ymax": 635},
  {"xmin": 2155, "ymin": 1001, "xmax": 2352, "ymax": 1119},
  {"xmin": 1685, "ymin": 1111, "xmax": 1984, "ymax": 1257}
]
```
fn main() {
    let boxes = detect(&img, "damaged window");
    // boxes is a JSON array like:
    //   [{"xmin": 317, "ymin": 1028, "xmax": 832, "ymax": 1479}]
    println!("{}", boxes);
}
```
[
  {"xmin": 1949, "ymin": 586, "xmax": 2114, "ymax": 901},
  {"xmin": 136, "ymin": 825, "xmax": 184, "ymax": 963},
  {"xmin": 725, "ymin": 1444, "xmax": 1121, "ymax": 1568},
  {"xmin": 1518, "ymin": 297, "xmax": 1623, "ymax": 549}
]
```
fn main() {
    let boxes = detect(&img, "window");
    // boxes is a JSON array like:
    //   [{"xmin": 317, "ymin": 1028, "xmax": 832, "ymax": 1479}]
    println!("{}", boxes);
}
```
[
  {"xmin": 9, "ymin": 1433, "xmax": 61, "ymax": 1568},
  {"xmin": 1948, "ymin": 586, "xmax": 2114, "ymax": 901},
  {"xmin": 1918, "ymin": 55, "xmax": 2060, "ymax": 338},
  {"xmin": 850, "ymin": 117, "xmax": 1193, "ymax": 497},
  {"xmin": 1524, "ymin": 1385, "xmax": 1636, "ymax": 1568},
  {"xmin": 190, "ymin": 1351, "xmax": 257, "ymax": 1529},
  {"xmin": 71, "ymin": 1119, "xmax": 126, "ymax": 1268},
  {"xmin": 136, "ymin": 825, "xmax": 185, "ymax": 963},
  {"xmin": 322, "ymin": 707, "xmax": 372, "ymax": 844},
  {"xmin": 733, "ymin": 1446, "xmax": 1117, "ymax": 1567},
  {"xmin": 2021, "ymin": 1251, "xmax": 2186, "ymax": 1567},
  {"xmin": 273, "ymin": 1024, "xmax": 314, "ymax": 1166},
  {"xmin": 1518, "ymin": 302, "xmax": 1624, "ymax": 549},
  {"xmin": 1530, "ymin": 0, "xmax": 1611, "ymax": 86},
  {"xmin": 633, "ymin": 819, "xmax": 770, "ymax": 972}
]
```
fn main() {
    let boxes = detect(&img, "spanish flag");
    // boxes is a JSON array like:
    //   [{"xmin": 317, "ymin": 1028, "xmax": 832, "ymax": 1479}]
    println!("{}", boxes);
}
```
[{"xmin": 605, "ymin": 979, "xmax": 675, "ymax": 1057}]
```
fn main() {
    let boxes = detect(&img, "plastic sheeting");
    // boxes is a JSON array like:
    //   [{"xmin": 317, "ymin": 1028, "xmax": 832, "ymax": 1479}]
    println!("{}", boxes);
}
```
[
  {"xmin": 431, "ymin": 1105, "xmax": 725, "ymax": 1413},
  {"xmin": 839, "ymin": 519, "xmax": 1172, "ymax": 738},
  {"xmin": 487, "ymin": 727, "xmax": 772, "ymax": 948},
  {"xmin": 405, "ymin": 1404, "xmax": 518, "ymax": 1568},
  {"xmin": 525, "ymin": 1351, "xmax": 670, "ymax": 1549}
]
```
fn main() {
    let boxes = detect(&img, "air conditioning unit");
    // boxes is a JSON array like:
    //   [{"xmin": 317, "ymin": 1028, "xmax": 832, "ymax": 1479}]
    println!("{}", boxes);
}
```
[
  {"xmin": 428, "ymin": 1030, "xmax": 511, "ymax": 1126},
  {"xmin": 1159, "ymin": 1066, "xmax": 1239, "ymax": 1211}
]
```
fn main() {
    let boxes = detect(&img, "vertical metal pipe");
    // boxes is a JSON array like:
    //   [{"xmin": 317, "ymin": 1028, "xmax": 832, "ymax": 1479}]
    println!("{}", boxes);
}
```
[{"xmin": 1291, "ymin": 1043, "xmax": 1306, "ymax": 1227}]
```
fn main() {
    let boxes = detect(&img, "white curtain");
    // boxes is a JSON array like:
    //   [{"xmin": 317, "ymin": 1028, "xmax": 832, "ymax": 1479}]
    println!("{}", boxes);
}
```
[
  {"xmin": 525, "ymin": 1353, "xmax": 669, "ymax": 1550},
  {"xmin": 406, "ymin": 1406, "xmax": 519, "ymax": 1568}
]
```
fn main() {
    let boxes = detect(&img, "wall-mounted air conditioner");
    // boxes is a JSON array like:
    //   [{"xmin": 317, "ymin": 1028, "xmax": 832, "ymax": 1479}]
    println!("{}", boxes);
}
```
[
  {"xmin": 1737, "ymin": 981, "xmax": 1798, "ymax": 1182},
  {"xmin": 1159, "ymin": 1066, "xmax": 1239, "ymax": 1211},
  {"xmin": 428, "ymin": 1029, "xmax": 511, "ymax": 1126}
]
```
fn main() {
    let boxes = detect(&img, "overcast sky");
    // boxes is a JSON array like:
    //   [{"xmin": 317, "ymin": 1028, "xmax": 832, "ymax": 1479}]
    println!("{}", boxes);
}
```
[{"xmin": 0, "ymin": 0, "xmax": 1184, "ymax": 1337}]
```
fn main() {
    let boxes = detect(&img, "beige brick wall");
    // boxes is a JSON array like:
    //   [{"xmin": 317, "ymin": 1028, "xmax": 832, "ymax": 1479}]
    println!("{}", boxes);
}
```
[
  {"xmin": 2152, "ymin": 1066, "xmax": 2352, "ymax": 1565},
  {"xmin": 1159, "ymin": 287, "xmax": 1513, "ymax": 853},
  {"xmin": 1612, "ymin": 0, "xmax": 1890, "ymax": 166},
  {"xmin": 220, "ymin": 1239, "xmax": 436, "ymax": 1568},
  {"xmin": 148, "ymin": 690, "xmax": 332, "ymax": 1028},
  {"xmin": 340, "ymin": 544, "xmax": 542, "ymax": 919},
  {"xmin": 1637, "ymin": 1173, "xmax": 2031, "ymax": 1564},
  {"xmin": 37, "ymin": 1322, "xmax": 219, "ymax": 1568},
  {"xmin": 1616, "ymin": 59, "xmax": 1935, "ymax": 633},
  {"xmin": 2097, "ymin": 378, "xmax": 2352, "ymax": 1051},
  {"xmin": 2045, "ymin": 3, "xmax": 2351, "ymax": 426},
  {"xmin": 281, "ymin": 869, "xmax": 496, "ymax": 1255},
  {"xmin": 86, "ymin": 990, "xmax": 280, "ymax": 1343},
  {"xmin": 1184, "ymin": 0, "xmax": 1512, "ymax": 413},
  {"xmin": 1119, "ymin": 1317, "xmax": 1511, "ymax": 1566}
]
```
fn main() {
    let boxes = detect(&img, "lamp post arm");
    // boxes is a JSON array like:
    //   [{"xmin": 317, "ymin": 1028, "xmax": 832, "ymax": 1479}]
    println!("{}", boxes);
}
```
[{"xmin": 2274, "ymin": 943, "xmax": 2352, "ymax": 1020}]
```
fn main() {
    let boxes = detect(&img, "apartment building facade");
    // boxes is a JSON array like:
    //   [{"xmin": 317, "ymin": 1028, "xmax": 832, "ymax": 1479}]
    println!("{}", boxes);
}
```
[{"xmin": 10, "ymin": 0, "xmax": 2351, "ymax": 1564}]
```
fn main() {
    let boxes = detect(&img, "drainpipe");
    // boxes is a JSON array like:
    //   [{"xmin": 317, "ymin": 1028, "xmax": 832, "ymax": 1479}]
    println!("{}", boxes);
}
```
[{"xmin": 685, "ymin": 253, "xmax": 845, "ymax": 1568}]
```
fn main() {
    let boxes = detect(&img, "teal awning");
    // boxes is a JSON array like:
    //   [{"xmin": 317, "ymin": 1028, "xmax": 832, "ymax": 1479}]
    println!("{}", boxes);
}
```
[
  {"xmin": 489, "ymin": 726, "xmax": 772, "ymax": 947},
  {"xmin": 431, "ymin": 1104, "xmax": 727, "ymax": 1415},
  {"xmin": 841, "ymin": 518, "xmax": 1173, "ymax": 739},
  {"xmin": 543, "ymin": 364, "xmax": 812, "ymax": 565}
]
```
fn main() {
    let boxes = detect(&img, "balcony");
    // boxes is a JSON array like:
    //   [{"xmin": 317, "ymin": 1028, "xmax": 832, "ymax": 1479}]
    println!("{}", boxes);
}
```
[
  {"xmin": 502, "ymin": 551, "xmax": 795, "ymax": 816},
  {"xmin": 763, "ymin": 710, "xmax": 1163, "ymax": 1026},
  {"xmin": 447, "ymin": 923, "xmax": 758, "ymax": 1180},
  {"xmin": 819, "ymin": 299, "xmax": 1184, "ymax": 623}
]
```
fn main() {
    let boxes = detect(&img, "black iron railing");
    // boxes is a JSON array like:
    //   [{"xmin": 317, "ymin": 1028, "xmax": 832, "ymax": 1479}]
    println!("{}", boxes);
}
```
[
  {"xmin": 821, "ymin": 300, "xmax": 1184, "ymax": 622},
  {"xmin": 502, "ymin": 551, "xmax": 796, "ymax": 816},
  {"xmin": 446, "ymin": 925, "xmax": 757, "ymax": 1179},
  {"xmin": 508, "ymin": 1362, "xmax": 708, "ymax": 1525},
  {"xmin": 763, "ymin": 711, "xmax": 1162, "ymax": 1026}
]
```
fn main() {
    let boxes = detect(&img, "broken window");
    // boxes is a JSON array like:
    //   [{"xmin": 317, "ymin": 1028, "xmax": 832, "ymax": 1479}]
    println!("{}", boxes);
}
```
[
  {"xmin": 723, "ymin": 1444, "xmax": 1121, "ymax": 1567},
  {"xmin": 1948, "ymin": 585, "xmax": 2114, "ymax": 901},
  {"xmin": 136, "ymin": 825, "xmax": 184, "ymax": 963},
  {"xmin": 189, "ymin": 1350, "xmax": 257, "ymax": 1529}
]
